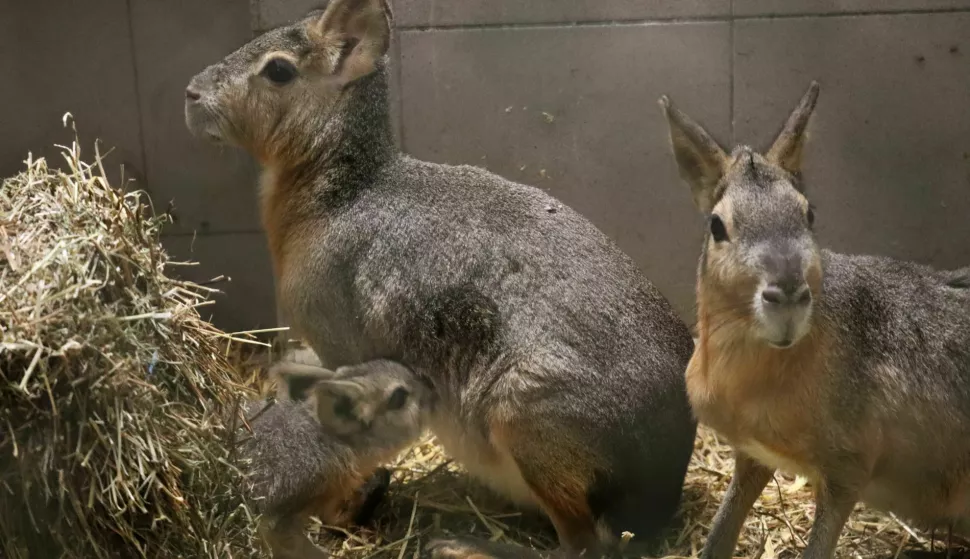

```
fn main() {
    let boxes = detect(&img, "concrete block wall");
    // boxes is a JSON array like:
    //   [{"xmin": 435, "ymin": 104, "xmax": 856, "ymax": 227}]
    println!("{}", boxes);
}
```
[{"xmin": 2, "ymin": 1, "xmax": 969, "ymax": 333}]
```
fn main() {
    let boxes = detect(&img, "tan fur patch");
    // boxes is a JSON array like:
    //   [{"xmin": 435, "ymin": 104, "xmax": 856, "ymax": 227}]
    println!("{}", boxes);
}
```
[
  {"xmin": 427, "ymin": 408, "xmax": 537, "ymax": 506},
  {"xmin": 488, "ymin": 419, "xmax": 599, "ymax": 553},
  {"xmin": 690, "ymin": 278, "xmax": 834, "ymax": 478}
]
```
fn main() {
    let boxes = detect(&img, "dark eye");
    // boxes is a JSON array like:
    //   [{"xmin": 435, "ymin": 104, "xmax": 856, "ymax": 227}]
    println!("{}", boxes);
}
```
[
  {"xmin": 807, "ymin": 206, "xmax": 816, "ymax": 227},
  {"xmin": 261, "ymin": 58, "xmax": 298, "ymax": 85},
  {"xmin": 709, "ymin": 214, "xmax": 729, "ymax": 243},
  {"xmin": 386, "ymin": 387, "xmax": 409, "ymax": 411},
  {"xmin": 333, "ymin": 396, "xmax": 354, "ymax": 419}
]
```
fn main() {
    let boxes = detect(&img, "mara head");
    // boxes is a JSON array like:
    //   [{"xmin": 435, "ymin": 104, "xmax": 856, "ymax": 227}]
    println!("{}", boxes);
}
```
[
  {"xmin": 184, "ymin": 0, "xmax": 392, "ymax": 165},
  {"xmin": 270, "ymin": 360, "xmax": 429, "ymax": 445},
  {"xmin": 660, "ymin": 82, "xmax": 823, "ymax": 349}
]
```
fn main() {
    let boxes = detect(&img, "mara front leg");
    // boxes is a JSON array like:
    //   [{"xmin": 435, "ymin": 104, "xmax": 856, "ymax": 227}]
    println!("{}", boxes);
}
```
[
  {"xmin": 702, "ymin": 451, "xmax": 775, "ymax": 559},
  {"xmin": 800, "ymin": 477, "xmax": 863, "ymax": 559}
]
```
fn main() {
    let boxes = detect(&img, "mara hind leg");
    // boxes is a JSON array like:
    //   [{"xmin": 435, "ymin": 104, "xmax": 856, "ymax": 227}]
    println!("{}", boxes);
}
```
[
  {"xmin": 584, "ymin": 423, "xmax": 695, "ymax": 554},
  {"xmin": 488, "ymin": 414, "xmax": 607, "ymax": 555},
  {"xmin": 583, "ymin": 468, "xmax": 688, "ymax": 555},
  {"xmin": 427, "ymin": 412, "xmax": 606, "ymax": 559}
]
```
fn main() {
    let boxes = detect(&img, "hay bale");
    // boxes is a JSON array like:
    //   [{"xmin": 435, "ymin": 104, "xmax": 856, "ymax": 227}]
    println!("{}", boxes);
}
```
[{"xmin": 0, "ymin": 118, "xmax": 262, "ymax": 558}]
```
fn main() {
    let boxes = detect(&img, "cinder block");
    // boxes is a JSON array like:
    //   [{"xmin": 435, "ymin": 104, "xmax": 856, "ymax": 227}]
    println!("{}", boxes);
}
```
[
  {"xmin": 0, "ymin": 0, "xmax": 143, "ymax": 187},
  {"xmin": 130, "ymin": 0, "xmax": 259, "ymax": 235}
]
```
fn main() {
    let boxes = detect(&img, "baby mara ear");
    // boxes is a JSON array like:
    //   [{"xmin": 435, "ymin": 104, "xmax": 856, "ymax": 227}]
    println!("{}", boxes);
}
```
[{"xmin": 269, "ymin": 361, "xmax": 338, "ymax": 402}]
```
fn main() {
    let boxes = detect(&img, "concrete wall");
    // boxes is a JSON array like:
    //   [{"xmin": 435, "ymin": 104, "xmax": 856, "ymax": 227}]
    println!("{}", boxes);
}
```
[{"xmin": 3, "ymin": 1, "xmax": 970, "ymax": 333}]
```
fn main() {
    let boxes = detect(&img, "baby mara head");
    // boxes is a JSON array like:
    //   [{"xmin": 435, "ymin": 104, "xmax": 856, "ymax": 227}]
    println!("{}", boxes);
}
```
[
  {"xmin": 183, "ymin": 0, "xmax": 392, "ymax": 164},
  {"xmin": 271, "ymin": 359, "xmax": 429, "ymax": 453},
  {"xmin": 660, "ymin": 83, "xmax": 823, "ymax": 349}
]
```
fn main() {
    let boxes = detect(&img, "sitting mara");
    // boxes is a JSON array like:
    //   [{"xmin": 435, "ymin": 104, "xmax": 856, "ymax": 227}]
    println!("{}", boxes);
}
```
[{"xmin": 185, "ymin": 0, "xmax": 697, "ymax": 556}]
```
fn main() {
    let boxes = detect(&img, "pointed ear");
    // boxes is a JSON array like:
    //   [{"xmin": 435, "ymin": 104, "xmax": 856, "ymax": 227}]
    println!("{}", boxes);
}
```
[
  {"xmin": 270, "ymin": 361, "xmax": 337, "ymax": 401},
  {"xmin": 766, "ymin": 81, "xmax": 820, "ymax": 176},
  {"xmin": 658, "ymin": 95, "xmax": 729, "ymax": 214},
  {"xmin": 309, "ymin": 0, "xmax": 392, "ymax": 84}
]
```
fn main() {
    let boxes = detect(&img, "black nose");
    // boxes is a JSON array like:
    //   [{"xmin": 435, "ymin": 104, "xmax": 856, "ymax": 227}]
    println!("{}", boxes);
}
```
[
  {"xmin": 185, "ymin": 87, "xmax": 201, "ymax": 101},
  {"xmin": 762, "ymin": 283, "xmax": 811, "ymax": 306}
]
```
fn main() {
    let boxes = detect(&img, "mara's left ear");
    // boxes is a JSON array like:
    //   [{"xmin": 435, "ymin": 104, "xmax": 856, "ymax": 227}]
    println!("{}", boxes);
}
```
[
  {"xmin": 766, "ymin": 81, "xmax": 820, "ymax": 176},
  {"xmin": 269, "ymin": 361, "xmax": 337, "ymax": 401},
  {"xmin": 658, "ymin": 95, "xmax": 729, "ymax": 214},
  {"xmin": 308, "ymin": 0, "xmax": 392, "ymax": 84}
]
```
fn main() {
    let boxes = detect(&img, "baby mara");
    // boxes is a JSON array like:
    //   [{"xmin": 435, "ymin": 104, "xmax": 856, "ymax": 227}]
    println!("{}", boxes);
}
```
[
  {"xmin": 240, "ymin": 359, "xmax": 429, "ymax": 559},
  {"xmin": 661, "ymin": 82, "xmax": 970, "ymax": 559}
]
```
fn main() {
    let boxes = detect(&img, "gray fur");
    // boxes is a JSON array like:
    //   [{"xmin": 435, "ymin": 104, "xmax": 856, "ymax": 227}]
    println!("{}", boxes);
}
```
[
  {"xmin": 240, "ymin": 398, "xmax": 356, "ymax": 515},
  {"xmin": 239, "ymin": 359, "xmax": 428, "ymax": 558},
  {"xmin": 187, "ymin": 2, "xmax": 696, "ymax": 552}
]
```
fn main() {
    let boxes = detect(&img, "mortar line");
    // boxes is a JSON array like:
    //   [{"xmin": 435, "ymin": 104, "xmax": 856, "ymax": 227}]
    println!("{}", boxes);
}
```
[
  {"xmin": 394, "ymin": 6, "xmax": 970, "ymax": 33},
  {"xmin": 124, "ymin": 0, "xmax": 150, "ymax": 193}
]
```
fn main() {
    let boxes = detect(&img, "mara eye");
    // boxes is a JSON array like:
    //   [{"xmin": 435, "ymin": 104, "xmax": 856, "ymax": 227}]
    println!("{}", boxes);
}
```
[
  {"xmin": 386, "ymin": 387, "xmax": 409, "ymax": 411},
  {"xmin": 261, "ymin": 57, "xmax": 298, "ymax": 85},
  {"xmin": 807, "ymin": 206, "xmax": 816, "ymax": 227},
  {"xmin": 709, "ymin": 214, "xmax": 729, "ymax": 243},
  {"xmin": 332, "ymin": 395, "xmax": 354, "ymax": 419}
]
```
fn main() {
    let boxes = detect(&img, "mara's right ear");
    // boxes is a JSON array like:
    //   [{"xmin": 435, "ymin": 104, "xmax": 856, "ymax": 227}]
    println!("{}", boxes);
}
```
[
  {"xmin": 658, "ymin": 95, "xmax": 729, "ymax": 214},
  {"xmin": 766, "ymin": 81, "xmax": 820, "ymax": 176},
  {"xmin": 270, "ymin": 362, "xmax": 337, "ymax": 401},
  {"xmin": 308, "ymin": 0, "xmax": 392, "ymax": 85}
]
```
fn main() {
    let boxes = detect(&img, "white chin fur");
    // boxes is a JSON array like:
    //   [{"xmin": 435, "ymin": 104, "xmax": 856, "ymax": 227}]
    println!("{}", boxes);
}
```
[{"xmin": 753, "ymin": 291, "xmax": 813, "ymax": 348}]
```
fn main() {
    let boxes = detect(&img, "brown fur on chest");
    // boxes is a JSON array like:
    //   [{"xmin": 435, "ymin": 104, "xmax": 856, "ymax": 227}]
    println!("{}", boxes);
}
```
[
  {"xmin": 260, "ymin": 168, "xmax": 321, "ymax": 281},
  {"xmin": 259, "ymin": 169, "xmax": 330, "ymax": 343},
  {"xmin": 689, "ymin": 294, "xmax": 832, "ymax": 475}
]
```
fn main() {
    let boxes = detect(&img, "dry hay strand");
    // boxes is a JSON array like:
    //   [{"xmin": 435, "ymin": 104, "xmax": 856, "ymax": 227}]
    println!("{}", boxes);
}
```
[
  {"xmin": 303, "ymin": 429, "xmax": 951, "ymax": 558},
  {"xmin": 0, "ymin": 116, "xmax": 262, "ymax": 558}
]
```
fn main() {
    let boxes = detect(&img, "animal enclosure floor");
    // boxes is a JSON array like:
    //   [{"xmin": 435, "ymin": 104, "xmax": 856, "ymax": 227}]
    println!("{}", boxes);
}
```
[{"xmin": 303, "ymin": 426, "xmax": 960, "ymax": 559}]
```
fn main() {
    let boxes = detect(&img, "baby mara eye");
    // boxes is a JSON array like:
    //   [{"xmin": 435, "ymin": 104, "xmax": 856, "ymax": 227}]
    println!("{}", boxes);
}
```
[
  {"xmin": 386, "ymin": 387, "xmax": 410, "ymax": 411},
  {"xmin": 807, "ymin": 206, "xmax": 816, "ymax": 228},
  {"xmin": 261, "ymin": 57, "xmax": 298, "ymax": 85},
  {"xmin": 709, "ymin": 214, "xmax": 729, "ymax": 243}
]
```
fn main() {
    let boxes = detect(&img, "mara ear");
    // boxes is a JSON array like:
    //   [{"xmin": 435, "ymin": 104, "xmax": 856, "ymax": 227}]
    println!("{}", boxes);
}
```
[
  {"xmin": 766, "ymin": 81, "xmax": 820, "ymax": 176},
  {"xmin": 658, "ymin": 95, "xmax": 729, "ymax": 214},
  {"xmin": 270, "ymin": 361, "xmax": 338, "ymax": 401},
  {"xmin": 309, "ymin": 0, "xmax": 392, "ymax": 84},
  {"xmin": 313, "ymin": 379, "xmax": 369, "ymax": 424}
]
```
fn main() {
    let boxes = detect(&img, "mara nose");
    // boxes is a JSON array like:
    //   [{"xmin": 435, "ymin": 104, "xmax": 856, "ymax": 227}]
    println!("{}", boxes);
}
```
[
  {"xmin": 761, "ymin": 282, "xmax": 811, "ymax": 306},
  {"xmin": 185, "ymin": 87, "xmax": 201, "ymax": 102}
]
